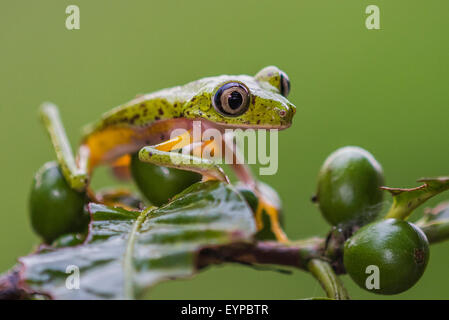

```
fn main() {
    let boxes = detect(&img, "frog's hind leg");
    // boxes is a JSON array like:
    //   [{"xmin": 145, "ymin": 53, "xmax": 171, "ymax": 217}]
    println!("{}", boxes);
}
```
[
  {"xmin": 223, "ymin": 132, "xmax": 288, "ymax": 243},
  {"xmin": 110, "ymin": 154, "xmax": 132, "ymax": 181},
  {"xmin": 254, "ymin": 197, "xmax": 288, "ymax": 243},
  {"xmin": 40, "ymin": 103, "xmax": 89, "ymax": 192},
  {"xmin": 138, "ymin": 132, "xmax": 230, "ymax": 183}
]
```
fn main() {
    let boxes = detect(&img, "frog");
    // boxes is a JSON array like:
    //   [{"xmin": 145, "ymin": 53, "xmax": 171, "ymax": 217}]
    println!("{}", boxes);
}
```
[{"xmin": 39, "ymin": 66, "xmax": 296, "ymax": 242}]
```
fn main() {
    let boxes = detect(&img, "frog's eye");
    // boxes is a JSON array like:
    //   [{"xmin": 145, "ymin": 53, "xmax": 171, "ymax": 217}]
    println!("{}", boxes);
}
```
[
  {"xmin": 255, "ymin": 66, "xmax": 291, "ymax": 97},
  {"xmin": 279, "ymin": 71, "xmax": 290, "ymax": 97},
  {"xmin": 213, "ymin": 82, "xmax": 250, "ymax": 117}
]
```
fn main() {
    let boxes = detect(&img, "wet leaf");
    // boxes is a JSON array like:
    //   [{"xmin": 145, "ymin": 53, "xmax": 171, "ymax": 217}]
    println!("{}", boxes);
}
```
[
  {"xmin": 382, "ymin": 177, "xmax": 449, "ymax": 220},
  {"xmin": 19, "ymin": 181, "xmax": 256, "ymax": 299}
]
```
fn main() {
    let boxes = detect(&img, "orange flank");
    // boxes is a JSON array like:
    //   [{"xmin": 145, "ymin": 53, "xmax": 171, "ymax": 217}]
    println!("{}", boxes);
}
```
[
  {"xmin": 110, "ymin": 154, "xmax": 132, "ymax": 181},
  {"xmin": 82, "ymin": 121, "xmax": 177, "ymax": 170},
  {"xmin": 112, "ymin": 154, "xmax": 131, "ymax": 167}
]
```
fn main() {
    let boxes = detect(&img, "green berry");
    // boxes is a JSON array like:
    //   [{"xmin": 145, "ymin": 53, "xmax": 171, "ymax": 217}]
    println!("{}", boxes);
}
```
[
  {"xmin": 316, "ymin": 146, "xmax": 385, "ymax": 226},
  {"xmin": 344, "ymin": 218, "xmax": 429, "ymax": 295},
  {"xmin": 130, "ymin": 153, "xmax": 202, "ymax": 206},
  {"xmin": 29, "ymin": 162, "xmax": 88, "ymax": 243}
]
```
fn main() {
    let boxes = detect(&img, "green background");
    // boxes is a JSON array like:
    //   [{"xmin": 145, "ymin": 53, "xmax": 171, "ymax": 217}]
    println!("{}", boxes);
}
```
[{"xmin": 1, "ymin": 1, "xmax": 448, "ymax": 299}]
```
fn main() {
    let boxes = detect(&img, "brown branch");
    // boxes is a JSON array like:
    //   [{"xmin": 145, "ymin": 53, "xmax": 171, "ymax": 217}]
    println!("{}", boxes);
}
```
[
  {"xmin": 2, "ymin": 214, "xmax": 448, "ymax": 300},
  {"xmin": 196, "ymin": 238, "xmax": 350, "ymax": 300},
  {"xmin": 196, "ymin": 237, "xmax": 325, "ymax": 272},
  {"xmin": 195, "ymin": 213, "xmax": 449, "ymax": 275}
]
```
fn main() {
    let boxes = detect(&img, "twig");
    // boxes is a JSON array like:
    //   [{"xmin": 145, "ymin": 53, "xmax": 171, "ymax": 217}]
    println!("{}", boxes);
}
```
[
  {"xmin": 307, "ymin": 259, "xmax": 349, "ymax": 300},
  {"xmin": 2, "ymin": 215, "xmax": 449, "ymax": 300},
  {"xmin": 196, "ymin": 237, "xmax": 325, "ymax": 272}
]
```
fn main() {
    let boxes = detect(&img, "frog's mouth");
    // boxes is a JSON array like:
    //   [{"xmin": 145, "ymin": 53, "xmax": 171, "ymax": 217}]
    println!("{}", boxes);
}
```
[
  {"xmin": 209, "ymin": 105, "xmax": 296, "ymax": 131},
  {"xmin": 215, "ymin": 122, "xmax": 292, "ymax": 130},
  {"xmin": 199, "ymin": 118, "xmax": 292, "ymax": 132}
]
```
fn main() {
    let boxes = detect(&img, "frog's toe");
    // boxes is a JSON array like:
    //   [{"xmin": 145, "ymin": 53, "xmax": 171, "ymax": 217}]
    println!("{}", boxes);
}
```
[{"xmin": 255, "ymin": 197, "xmax": 288, "ymax": 243}]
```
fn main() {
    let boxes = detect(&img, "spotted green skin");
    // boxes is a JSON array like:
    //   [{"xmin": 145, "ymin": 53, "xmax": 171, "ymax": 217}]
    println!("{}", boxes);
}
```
[
  {"xmin": 344, "ymin": 219, "xmax": 429, "ymax": 295},
  {"xmin": 316, "ymin": 146, "xmax": 385, "ymax": 227},
  {"xmin": 84, "ymin": 66, "xmax": 296, "ymax": 137}
]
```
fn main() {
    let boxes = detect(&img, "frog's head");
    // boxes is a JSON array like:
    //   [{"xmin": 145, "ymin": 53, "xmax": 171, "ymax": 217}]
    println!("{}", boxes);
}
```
[{"xmin": 182, "ymin": 66, "xmax": 296, "ymax": 130}]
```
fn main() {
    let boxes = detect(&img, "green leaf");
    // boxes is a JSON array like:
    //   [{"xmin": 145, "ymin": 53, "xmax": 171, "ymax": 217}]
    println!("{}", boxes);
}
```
[
  {"xmin": 382, "ymin": 177, "xmax": 449, "ymax": 220},
  {"xmin": 19, "ymin": 181, "xmax": 256, "ymax": 299}
]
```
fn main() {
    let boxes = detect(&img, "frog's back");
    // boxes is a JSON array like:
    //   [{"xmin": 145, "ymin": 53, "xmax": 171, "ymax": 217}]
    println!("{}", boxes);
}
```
[
  {"xmin": 83, "ymin": 86, "xmax": 185, "ymax": 137},
  {"xmin": 81, "ymin": 74, "xmax": 238, "ymax": 139},
  {"xmin": 80, "ymin": 78, "xmax": 209, "ymax": 167}
]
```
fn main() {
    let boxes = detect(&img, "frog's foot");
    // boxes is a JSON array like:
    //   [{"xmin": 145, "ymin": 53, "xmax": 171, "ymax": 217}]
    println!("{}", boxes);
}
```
[
  {"xmin": 40, "ymin": 103, "xmax": 90, "ymax": 192},
  {"xmin": 93, "ymin": 187, "xmax": 143, "ymax": 211},
  {"xmin": 255, "ymin": 195, "xmax": 289, "ymax": 243},
  {"xmin": 139, "ymin": 133, "xmax": 230, "ymax": 183}
]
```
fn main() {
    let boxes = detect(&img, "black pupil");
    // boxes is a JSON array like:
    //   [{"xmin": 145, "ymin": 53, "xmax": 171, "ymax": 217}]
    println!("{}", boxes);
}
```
[{"xmin": 228, "ymin": 91, "xmax": 243, "ymax": 110}]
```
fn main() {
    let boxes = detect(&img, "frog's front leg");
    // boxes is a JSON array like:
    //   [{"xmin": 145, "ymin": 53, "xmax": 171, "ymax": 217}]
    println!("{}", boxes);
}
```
[
  {"xmin": 138, "ymin": 132, "xmax": 230, "ymax": 183},
  {"xmin": 40, "ymin": 103, "xmax": 90, "ymax": 192},
  {"xmin": 223, "ymin": 133, "xmax": 288, "ymax": 243}
]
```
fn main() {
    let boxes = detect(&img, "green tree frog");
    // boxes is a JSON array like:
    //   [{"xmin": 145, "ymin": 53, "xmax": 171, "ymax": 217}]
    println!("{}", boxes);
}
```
[{"xmin": 40, "ymin": 66, "xmax": 296, "ymax": 242}]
